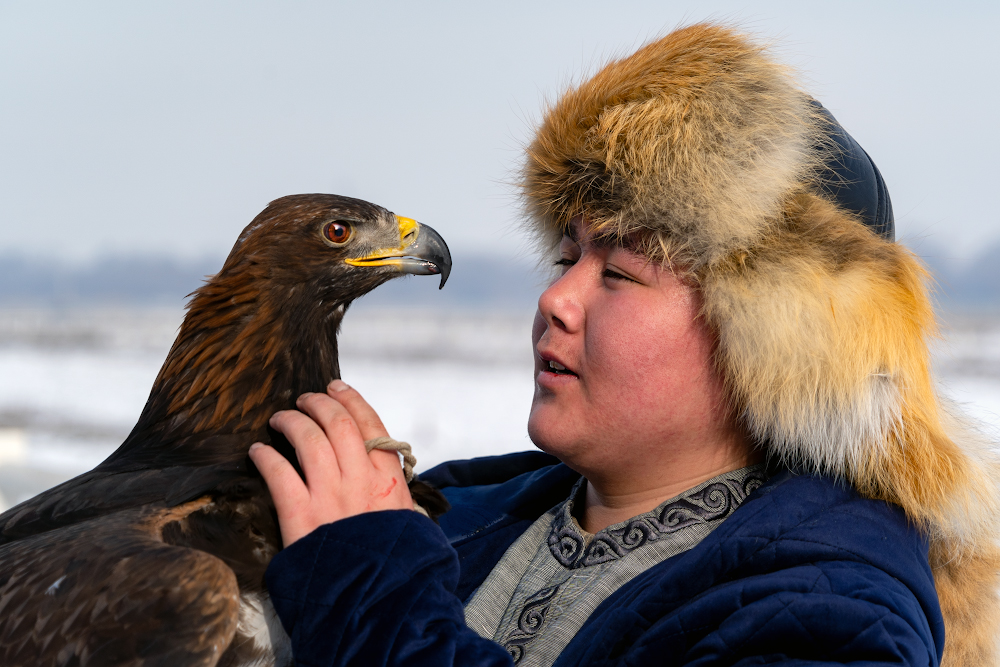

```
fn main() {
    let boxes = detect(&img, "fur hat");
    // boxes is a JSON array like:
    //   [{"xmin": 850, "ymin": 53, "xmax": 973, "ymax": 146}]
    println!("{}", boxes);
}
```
[{"xmin": 522, "ymin": 23, "xmax": 1000, "ymax": 666}]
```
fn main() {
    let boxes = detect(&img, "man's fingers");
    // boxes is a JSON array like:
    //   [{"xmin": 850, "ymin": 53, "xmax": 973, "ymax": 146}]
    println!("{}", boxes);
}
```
[
  {"xmin": 248, "ymin": 443, "xmax": 312, "ymax": 544},
  {"xmin": 326, "ymin": 381, "xmax": 406, "ymax": 478},
  {"xmin": 269, "ymin": 407, "xmax": 341, "ymax": 488},
  {"xmin": 327, "ymin": 380, "xmax": 390, "ymax": 441},
  {"xmin": 295, "ymin": 391, "xmax": 371, "ymax": 474}
]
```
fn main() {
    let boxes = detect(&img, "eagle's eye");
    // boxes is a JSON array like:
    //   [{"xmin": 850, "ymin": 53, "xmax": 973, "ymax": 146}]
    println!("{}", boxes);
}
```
[{"xmin": 322, "ymin": 221, "xmax": 353, "ymax": 246}]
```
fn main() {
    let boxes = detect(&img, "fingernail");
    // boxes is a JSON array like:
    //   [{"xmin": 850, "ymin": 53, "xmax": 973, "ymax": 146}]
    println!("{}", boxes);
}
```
[
  {"xmin": 295, "ymin": 392, "xmax": 314, "ymax": 405},
  {"xmin": 328, "ymin": 379, "xmax": 350, "ymax": 392},
  {"xmin": 249, "ymin": 443, "xmax": 262, "ymax": 453}
]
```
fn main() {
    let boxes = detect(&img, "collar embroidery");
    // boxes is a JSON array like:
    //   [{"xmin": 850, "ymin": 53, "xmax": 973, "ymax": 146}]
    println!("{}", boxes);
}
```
[{"xmin": 548, "ymin": 470, "xmax": 768, "ymax": 569}]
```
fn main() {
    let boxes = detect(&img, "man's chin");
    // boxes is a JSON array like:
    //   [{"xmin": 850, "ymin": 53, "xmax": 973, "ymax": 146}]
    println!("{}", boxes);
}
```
[
  {"xmin": 528, "ymin": 407, "xmax": 582, "ymax": 462},
  {"xmin": 526, "ymin": 407, "xmax": 543, "ymax": 449}
]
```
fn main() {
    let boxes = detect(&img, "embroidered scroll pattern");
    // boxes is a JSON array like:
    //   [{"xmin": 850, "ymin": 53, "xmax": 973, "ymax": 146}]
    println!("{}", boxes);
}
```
[
  {"xmin": 502, "ymin": 584, "xmax": 561, "ymax": 663},
  {"xmin": 548, "ymin": 470, "xmax": 767, "ymax": 569}
]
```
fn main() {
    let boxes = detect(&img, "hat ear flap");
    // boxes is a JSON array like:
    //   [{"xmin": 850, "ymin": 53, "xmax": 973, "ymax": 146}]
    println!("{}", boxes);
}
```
[{"xmin": 704, "ymin": 193, "xmax": 923, "ymax": 479}]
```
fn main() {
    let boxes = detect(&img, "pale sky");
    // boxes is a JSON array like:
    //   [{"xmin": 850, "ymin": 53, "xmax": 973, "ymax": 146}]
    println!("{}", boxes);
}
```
[{"xmin": 1, "ymin": 1, "xmax": 997, "ymax": 264}]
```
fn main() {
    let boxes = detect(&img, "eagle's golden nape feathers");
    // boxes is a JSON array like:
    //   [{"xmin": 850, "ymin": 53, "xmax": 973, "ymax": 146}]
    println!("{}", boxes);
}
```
[{"xmin": 0, "ymin": 193, "xmax": 451, "ymax": 667}]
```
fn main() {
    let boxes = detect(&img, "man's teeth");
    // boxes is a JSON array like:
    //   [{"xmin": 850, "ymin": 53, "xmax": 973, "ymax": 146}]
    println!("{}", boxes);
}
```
[{"xmin": 548, "ymin": 360, "xmax": 569, "ymax": 373}]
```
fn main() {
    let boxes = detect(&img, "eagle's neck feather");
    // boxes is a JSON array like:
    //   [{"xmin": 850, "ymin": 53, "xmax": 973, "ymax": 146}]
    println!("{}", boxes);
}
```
[{"xmin": 122, "ymin": 268, "xmax": 346, "ymax": 460}]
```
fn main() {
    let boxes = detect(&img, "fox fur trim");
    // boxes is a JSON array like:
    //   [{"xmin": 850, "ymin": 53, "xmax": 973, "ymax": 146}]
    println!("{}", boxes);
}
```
[{"xmin": 523, "ymin": 23, "xmax": 1000, "ymax": 665}]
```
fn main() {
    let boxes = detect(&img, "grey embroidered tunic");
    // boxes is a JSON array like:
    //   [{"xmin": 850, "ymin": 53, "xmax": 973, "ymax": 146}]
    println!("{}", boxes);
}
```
[{"xmin": 464, "ymin": 464, "xmax": 768, "ymax": 666}]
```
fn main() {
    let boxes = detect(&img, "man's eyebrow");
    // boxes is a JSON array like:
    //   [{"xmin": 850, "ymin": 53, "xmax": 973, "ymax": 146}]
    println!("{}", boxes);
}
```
[
  {"xmin": 563, "ymin": 225, "xmax": 618, "ymax": 250},
  {"xmin": 591, "ymin": 234, "xmax": 616, "ymax": 249}
]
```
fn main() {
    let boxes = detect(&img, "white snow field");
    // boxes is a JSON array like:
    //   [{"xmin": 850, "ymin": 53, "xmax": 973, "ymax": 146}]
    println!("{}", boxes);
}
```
[{"xmin": 0, "ymin": 306, "xmax": 997, "ymax": 510}]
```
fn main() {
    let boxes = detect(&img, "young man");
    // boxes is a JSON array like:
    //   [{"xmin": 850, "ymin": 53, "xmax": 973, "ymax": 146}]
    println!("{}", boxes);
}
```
[{"xmin": 250, "ymin": 24, "xmax": 1000, "ymax": 666}]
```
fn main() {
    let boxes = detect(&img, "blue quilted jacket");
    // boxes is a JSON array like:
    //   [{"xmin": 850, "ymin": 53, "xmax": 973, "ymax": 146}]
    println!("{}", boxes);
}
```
[{"xmin": 266, "ymin": 451, "xmax": 944, "ymax": 666}]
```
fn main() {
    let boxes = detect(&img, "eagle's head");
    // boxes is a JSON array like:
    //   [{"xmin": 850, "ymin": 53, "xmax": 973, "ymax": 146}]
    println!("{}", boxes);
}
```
[
  {"xmin": 222, "ymin": 193, "xmax": 451, "ymax": 306},
  {"xmin": 128, "ymin": 193, "xmax": 452, "ymax": 447}
]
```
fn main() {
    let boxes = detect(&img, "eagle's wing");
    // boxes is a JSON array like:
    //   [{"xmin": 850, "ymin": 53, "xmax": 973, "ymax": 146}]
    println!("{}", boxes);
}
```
[
  {"xmin": 0, "ymin": 463, "xmax": 249, "ymax": 545},
  {"xmin": 0, "ymin": 500, "xmax": 240, "ymax": 667}
]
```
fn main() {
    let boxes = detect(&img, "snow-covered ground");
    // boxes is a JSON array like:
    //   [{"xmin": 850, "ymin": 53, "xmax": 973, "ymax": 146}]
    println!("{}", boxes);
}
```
[{"xmin": 0, "ymin": 306, "xmax": 998, "ymax": 511}]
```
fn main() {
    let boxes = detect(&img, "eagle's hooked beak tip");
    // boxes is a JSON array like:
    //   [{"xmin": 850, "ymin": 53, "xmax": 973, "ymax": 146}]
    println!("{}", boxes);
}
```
[{"xmin": 400, "ymin": 221, "xmax": 452, "ymax": 289}]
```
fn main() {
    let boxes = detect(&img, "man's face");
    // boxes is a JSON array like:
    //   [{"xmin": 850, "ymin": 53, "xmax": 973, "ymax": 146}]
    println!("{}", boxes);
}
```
[{"xmin": 528, "ymin": 222, "xmax": 733, "ymax": 478}]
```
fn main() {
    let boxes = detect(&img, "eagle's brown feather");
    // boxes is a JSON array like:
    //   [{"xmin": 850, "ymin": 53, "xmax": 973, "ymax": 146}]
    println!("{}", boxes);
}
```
[{"xmin": 0, "ymin": 501, "xmax": 241, "ymax": 667}]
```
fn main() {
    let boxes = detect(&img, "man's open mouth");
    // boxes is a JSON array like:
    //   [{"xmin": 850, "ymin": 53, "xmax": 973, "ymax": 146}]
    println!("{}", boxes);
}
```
[{"xmin": 547, "ymin": 360, "xmax": 577, "ymax": 376}]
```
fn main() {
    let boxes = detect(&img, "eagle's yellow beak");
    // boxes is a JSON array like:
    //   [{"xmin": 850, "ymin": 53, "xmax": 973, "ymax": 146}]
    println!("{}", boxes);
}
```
[{"xmin": 345, "ymin": 216, "xmax": 452, "ymax": 289}]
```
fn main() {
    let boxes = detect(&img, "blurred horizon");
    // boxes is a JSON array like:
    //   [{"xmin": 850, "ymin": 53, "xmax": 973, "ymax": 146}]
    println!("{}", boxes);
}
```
[
  {"xmin": 0, "ymin": 250, "xmax": 547, "ymax": 311},
  {"xmin": 1, "ymin": 236, "xmax": 998, "ymax": 312}
]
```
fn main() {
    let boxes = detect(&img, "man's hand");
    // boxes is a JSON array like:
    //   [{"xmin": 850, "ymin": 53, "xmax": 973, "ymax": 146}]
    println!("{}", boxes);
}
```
[{"xmin": 248, "ymin": 379, "xmax": 414, "ymax": 547}]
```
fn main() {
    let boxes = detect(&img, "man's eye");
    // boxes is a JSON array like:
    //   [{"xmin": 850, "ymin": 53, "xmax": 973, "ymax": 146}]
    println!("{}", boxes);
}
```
[
  {"xmin": 554, "ymin": 258, "xmax": 575, "ymax": 269},
  {"xmin": 601, "ymin": 269, "xmax": 639, "ymax": 283}
]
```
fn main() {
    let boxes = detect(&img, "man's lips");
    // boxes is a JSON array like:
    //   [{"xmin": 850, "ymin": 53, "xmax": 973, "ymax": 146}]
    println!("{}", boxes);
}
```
[
  {"xmin": 544, "ymin": 359, "xmax": 576, "ymax": 375},
  {"xmin": 537, "ymin": 352, "xmax": 578, "ymax": 382}
]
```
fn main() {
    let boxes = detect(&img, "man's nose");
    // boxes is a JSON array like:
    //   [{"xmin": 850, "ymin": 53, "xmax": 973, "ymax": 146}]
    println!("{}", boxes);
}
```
[{"xmin": 536, "ymin": 265, "xmax": 584, "ymax": 334}]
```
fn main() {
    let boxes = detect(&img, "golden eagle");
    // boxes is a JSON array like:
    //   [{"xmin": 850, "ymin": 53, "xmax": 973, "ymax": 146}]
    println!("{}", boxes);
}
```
[{"xmin": 0, "ymin": 194, "xmax": 452, "ymax": 666}]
